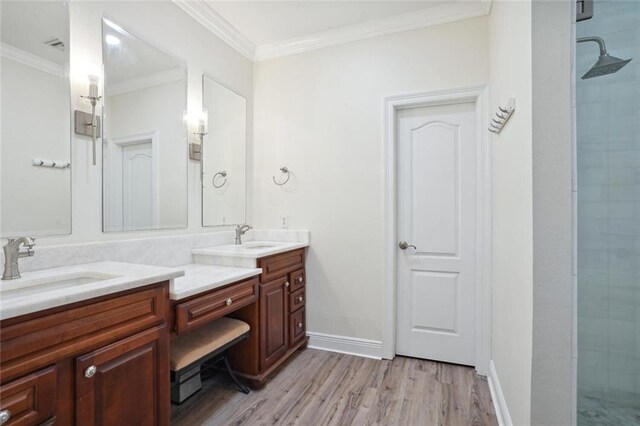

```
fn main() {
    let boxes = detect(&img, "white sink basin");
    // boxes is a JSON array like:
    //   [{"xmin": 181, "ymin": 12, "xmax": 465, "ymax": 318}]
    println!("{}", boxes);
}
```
[
  {"xmin": 0, "ymin": 271, "xmax": 120, "ymax": 299},
  {"xmin": 241, "ymin": 244, "xmax": 280, "ymax": 250}
]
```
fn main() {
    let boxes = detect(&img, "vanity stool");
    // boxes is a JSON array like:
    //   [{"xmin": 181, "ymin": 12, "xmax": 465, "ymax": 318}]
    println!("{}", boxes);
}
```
[{"xmin": 171, "ymin": 316, "xmax": 251, "ymax": 404}]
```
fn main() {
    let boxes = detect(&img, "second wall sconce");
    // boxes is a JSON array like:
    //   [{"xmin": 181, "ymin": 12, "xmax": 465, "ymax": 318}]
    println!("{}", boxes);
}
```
[
  {"xmin": 185, "ymin": 108, "xmax": 208, "ymax": 161},
  {"xmin": 74, "ymin": 75, "xmax": 101, "ymax": 166}
]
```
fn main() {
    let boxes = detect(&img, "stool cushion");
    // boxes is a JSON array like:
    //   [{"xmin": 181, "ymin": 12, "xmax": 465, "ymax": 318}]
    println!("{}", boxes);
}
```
[{"xmin": 171, "ymin": 317, "xmax": 250, "ymax": 371}]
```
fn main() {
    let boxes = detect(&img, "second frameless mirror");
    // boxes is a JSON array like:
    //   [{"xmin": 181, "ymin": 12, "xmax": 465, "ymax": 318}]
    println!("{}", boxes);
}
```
[
  {"xmin": 202, "ymin": 75, "xmax": 247, "ymax": 226},
  {"xmin": 102, "ymin": 18, "xmax": 187, "ymax": 232}
]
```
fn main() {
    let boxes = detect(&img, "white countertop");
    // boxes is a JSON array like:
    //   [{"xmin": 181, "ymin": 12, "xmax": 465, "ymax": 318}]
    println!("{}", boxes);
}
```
[
  {"xmin": 171, "ymin": 263, "xmax": 262, "ymax": 300},
  {"xmin": 0, "ymin": 261, "xmax": 184, "ymax": 320},
  {"xmin": 192, "ymin": 240, "xmax": 308, "ymax": 259}
]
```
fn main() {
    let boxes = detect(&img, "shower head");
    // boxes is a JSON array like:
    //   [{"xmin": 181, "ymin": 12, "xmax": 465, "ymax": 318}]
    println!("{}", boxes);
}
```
[{"xmin": 577, "ymin": 36, "xmax": 632, "ymax": 79}]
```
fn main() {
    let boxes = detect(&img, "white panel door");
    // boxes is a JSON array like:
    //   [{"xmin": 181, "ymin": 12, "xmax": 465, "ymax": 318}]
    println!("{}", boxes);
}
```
[
  {"xmin": 122, "ymin": 142, "xmax": 153, "ymax": 231},
  {"xmin": 396, "ymin": 102, "xmax": 477, "ymax": 365}
]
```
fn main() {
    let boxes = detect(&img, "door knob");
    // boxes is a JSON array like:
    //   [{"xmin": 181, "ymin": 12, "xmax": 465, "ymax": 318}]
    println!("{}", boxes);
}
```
[{"xmin": 399, "ymin": 241, "xmax": 416, "ymax": 250}]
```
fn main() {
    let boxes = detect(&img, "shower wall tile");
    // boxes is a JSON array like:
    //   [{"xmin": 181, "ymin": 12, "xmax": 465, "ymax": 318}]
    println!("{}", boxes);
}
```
[{"xmin": 577, "ymin": 0, "xmax": 640, "ymax": 401}]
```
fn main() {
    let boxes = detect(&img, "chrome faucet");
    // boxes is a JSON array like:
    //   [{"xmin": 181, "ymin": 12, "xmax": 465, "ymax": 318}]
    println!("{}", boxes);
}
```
[
  {"xmin": 2, "ymin": 237, "xmax": 36, "ymax": 280},
  {"xmin": 234, "ymin": 224, "xmax": 252, "ymax": 245}
]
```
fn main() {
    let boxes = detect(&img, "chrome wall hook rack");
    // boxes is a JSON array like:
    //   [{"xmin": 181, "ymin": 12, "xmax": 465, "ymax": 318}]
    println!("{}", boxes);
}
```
[
  {"xmin": 212, "ymin": 170, "xmax": 227, "ymax": 188},
  {"xmin": 32, "ymin": 158, "xmax": 71, "ymax": 169},
  {"xmin": 273, "ymin": 166, "xmax": 291, "ymax": 186},
  {"xmin": 488, "ymin": 97, "xmax": 515, "ymax": 134}
]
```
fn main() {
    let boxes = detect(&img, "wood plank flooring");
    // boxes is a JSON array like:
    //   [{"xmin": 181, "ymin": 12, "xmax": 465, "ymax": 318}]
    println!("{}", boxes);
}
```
[{"xmin": 171, "ymin": 348, "xmax": 498, "ymax": 426}]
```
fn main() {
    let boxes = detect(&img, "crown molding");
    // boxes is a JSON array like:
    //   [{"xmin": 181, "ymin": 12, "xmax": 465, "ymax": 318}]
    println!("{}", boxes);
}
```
[
  {"xmin": 254, "ymin": 0, "xmax": 492, "ymax": 61},
  {"xmin": 172, "ymin": 0, "xmax": 255, "ymax": 61},
  {"xmin": 173, "ymin": 0, "xmax": 492, "ymax": 63},
  {"xmin": 1, "ymin": 42, "xmax": 65, "ymax": 77},
  {"xmin": 107, "ymin": 67, "xmax": 186, "ymax": 96}
]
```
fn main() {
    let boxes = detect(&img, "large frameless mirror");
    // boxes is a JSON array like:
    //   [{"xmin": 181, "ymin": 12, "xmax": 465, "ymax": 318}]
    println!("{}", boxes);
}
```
[
  {"xmin": 201, "ymin": 75, "xmax": 247, "ymax": 226},
  {"xmin": 102, "ymin": 18, "xmax": 188, "ymax": 232},
  {"xmin": 0, "ymin": 0, "xmax": 71, "ymax": 237}
]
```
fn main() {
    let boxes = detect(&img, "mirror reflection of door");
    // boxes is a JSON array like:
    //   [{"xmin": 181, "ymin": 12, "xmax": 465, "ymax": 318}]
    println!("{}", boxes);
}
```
[
  {"xmin": 104, "ymin": 132, "xmax": 158, "ymax": 231},
  {"xmin": 122, "ymin": 142, "xmax": 153, "ymax": 230},
  {"xmin": 101, "ymin": 18, "xmax": 187, "ymax": 232}
]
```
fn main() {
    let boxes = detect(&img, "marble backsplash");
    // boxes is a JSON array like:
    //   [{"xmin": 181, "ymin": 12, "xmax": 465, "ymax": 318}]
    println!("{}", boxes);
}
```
[{"xmin": 1, "ymin": 229, "xmax": 310, "ymax": 273}]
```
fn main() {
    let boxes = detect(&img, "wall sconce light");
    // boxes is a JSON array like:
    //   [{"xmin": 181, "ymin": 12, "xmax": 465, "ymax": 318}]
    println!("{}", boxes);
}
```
[
  {"xmin": 184, "ymin": 108, "xmax": 207, "ymax": 161},
  {"xmin": 74, "ymin": 75, "xmax": 102, "ymax": 165}
]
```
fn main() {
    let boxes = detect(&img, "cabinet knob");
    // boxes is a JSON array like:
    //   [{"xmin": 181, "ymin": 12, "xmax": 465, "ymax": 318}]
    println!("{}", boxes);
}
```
[
  {"xmin": 297, "ymin": 322, "xmax": 303, "ymax": 328},
  {"xmin": 0, "ymin": 410, "xmax": 11, "ymax": 425},
  {"xmin": 226, "ymin": 298, "xmax": 233, "ymax": 306},
  {"xmin": 285, "ymin": 282, "xmax": 290, "ymax": 287},
  {"xmin": 84, "ymin": 365, "xmax": 97, "ymax": 378},
  {"xmin": 297, "ymin": 296, "xmax": 304, "ymax": 303},
  {"xmin": 298, "ymin": 277, "xmax": 303, "ymax": 283}
]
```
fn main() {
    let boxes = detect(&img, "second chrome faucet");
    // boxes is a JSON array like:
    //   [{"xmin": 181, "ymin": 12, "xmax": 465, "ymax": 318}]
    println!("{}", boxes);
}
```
[{"xmin": 234, "ymin": 224, "xmax": 252, "ymax": 245}]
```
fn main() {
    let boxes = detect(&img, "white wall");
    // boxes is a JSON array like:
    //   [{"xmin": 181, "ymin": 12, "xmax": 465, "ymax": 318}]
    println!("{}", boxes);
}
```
[
  {"xmin": 489, "ymin": 1, "xmax": 534, "ymax": 425},
  {"xmin": 252, "ymin": 17, "xmax": 489, "ymax": 341},
  {"xmin": 531, "ymin": 1, "xmax": 574, "ymax": 424},
  {"xmin": 32, "ymin": 0, "xmax": 253, "ymax": 246},
  {"xmin": 1, "ymin": 58, "xmax": 71, "ymax": 236}
]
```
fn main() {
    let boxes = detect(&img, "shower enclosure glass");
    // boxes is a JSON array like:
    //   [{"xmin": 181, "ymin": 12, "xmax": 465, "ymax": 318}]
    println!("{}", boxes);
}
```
[{"xmin": 576, "ymin": 1, "xmax": 639, "ymax": 424}]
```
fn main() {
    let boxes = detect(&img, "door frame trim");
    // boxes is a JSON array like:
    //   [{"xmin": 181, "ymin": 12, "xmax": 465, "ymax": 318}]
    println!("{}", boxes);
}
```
[{"xmin": 382, "ymin": 86, "xmax": 492, "ymax": 375}]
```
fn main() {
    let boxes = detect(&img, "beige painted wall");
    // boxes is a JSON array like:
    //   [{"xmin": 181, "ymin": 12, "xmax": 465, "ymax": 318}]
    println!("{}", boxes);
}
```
[
  {"xmin": 489, "ymin": 1, "xmax": 534, "ymax": 425},
  {"xmin": 252, "ymin": 17, "xmax": 489, "ymax": 341}
]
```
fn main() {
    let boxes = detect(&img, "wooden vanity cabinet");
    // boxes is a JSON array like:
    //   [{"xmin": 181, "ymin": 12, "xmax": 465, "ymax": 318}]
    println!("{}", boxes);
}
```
[
  {"xmin": 259, "ymin": 276, "xmax": 289, "ymax": 370},
  {"xmin": 228, "ymin": 248, "xmax": 307, "ymax": 386},
  {"xmin": 0, "ymin": 282, "xmax": 170, "ymax": 426}
]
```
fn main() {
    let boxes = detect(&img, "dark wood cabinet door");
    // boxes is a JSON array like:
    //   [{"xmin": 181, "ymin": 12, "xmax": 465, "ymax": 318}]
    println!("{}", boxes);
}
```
[
  {"xmin": 259, "ymin": 277, "xmax": 289, "ymax": 370},
  {"xmin": 0, "ymin": 366, "xmax": 57, "ymax": 425},
  {"xmin": 75, "ymin": 325, "xmax": 169, "ymax": 426}
]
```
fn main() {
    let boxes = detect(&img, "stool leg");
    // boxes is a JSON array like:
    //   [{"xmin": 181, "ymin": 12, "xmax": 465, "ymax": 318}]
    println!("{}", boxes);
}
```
[{"xmin": 223, "ymin": 354, "xmax": 250, "ymax": 394}]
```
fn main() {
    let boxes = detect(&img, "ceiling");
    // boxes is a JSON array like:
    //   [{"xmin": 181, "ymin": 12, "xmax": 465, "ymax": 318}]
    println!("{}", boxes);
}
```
[
  {"xmin": 206, "ymin": 1, "xmax": 449, "ymax": 46},
  {"xmin": 1, "ymin": 0, "xmax": 68, "ymax": 65},
  {"xmin": 177, "ymin": 0, "xmax": 491, "ymax": 61},
  {"xmin": 103, "ymin": 19, "xmax": 185, "ymax": 85}
]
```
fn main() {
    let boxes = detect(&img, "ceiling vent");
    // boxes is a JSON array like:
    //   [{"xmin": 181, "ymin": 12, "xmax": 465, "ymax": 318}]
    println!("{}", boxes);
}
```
[{"xmin": 43, "ymin": 38, "xmax": 65, "ymax": 51}]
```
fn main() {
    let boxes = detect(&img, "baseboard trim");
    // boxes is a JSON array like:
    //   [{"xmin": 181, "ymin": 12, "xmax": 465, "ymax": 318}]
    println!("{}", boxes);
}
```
[
  {"xmin": 487, "ymin": 360, "xmax": 513, "ymax": 426},
  {"xmin": 307, "ymin": 332, "xmax": 383, "ymax": 360}
]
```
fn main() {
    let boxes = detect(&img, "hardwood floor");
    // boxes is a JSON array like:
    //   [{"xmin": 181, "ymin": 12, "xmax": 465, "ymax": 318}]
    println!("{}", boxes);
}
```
[{"xmin": 171, "ymin": 348, "xmax": 498, "ymax": 426}]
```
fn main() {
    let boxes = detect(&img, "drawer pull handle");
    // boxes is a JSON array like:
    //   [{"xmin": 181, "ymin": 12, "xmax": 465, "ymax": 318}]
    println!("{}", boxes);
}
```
[
  {"xmin": 0, "ymin": 410, "xmax": 11, "ymax": 425},
  {"xmin": 298, "ymin": 322, "xmax": 303, "ymax": 328},
  {"xmin": 226, "ymin": 298, "xmax": 233, "ymax": 306},
  {"xmin": 297, "ymin": 296, "xmax": 304, "ymax": 303},
  {"xmin": 298, "ymin": 277, "xmax": 303, "ymax": 283},
  {"xmin": 285, "ymin": 282, "xmax": 290, "ymax": 287},
  {"xmin": 85, "ymin": 365, "xmax": 97, "ymax": 378}
]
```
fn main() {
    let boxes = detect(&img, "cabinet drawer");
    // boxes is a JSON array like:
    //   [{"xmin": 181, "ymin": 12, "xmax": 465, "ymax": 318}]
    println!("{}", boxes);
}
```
[
  {"xmin": 258, "ymin": 249, "xmax": 305, "ymax": 283},
  {"xmin": 0, "ymin": 285, "xmax": 167, "ymax": 381},
  {"xmin": 289, "ymin": 308, "xmax": 306, "ymax": 345},
  {"xmin": 289, "ymin": 269, "xmax": 305, "ymax": 292},
  {"xmin": 175, "ymin": 278, "xmax": 258, "ymax": 334},
  {"xmin": 289, "ymin": 288, "xmax": 306, "ymax": 313},
  {"xmin": 0, "ymin": 365, "xmax": 56, "ymax": 425}
]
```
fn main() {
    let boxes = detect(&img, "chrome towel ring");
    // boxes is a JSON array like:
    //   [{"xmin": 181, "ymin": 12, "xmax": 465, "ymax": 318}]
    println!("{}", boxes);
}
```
[
  {"xmin": 273, "ymin": 167, "xmax": 290, "ymax": 186},
  {"xmin": 212, "ymin": 170, "xmax": 227, "ymax": 188}
]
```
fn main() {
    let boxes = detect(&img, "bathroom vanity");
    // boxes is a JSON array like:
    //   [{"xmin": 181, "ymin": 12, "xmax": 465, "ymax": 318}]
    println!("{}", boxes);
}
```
[
  {"xmin": 172, "ymin": 243, "xmax": 308, "ymax": 387},
  {"xmin": 0, "ymin": 262, "xmax": 183, "ymax": 426}
]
